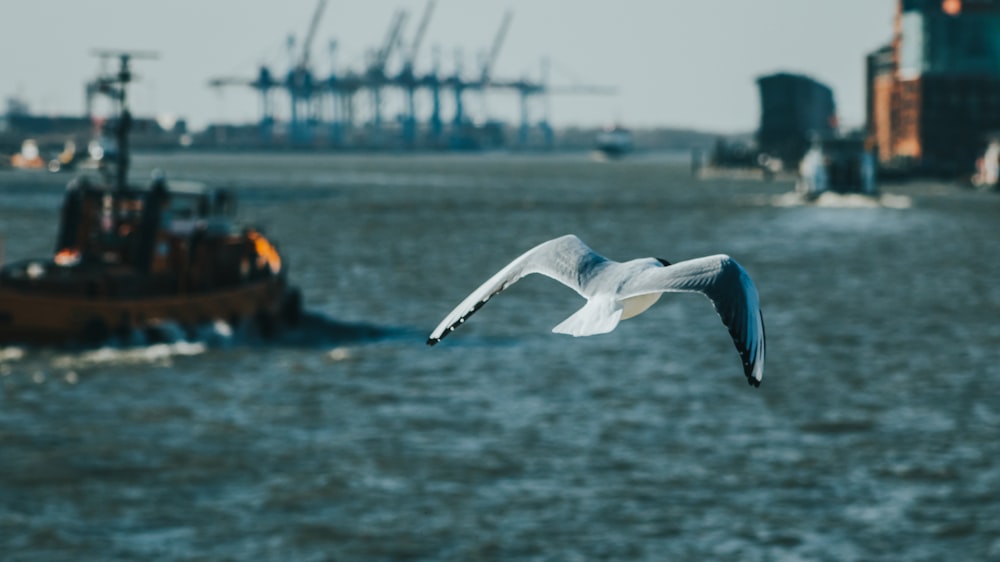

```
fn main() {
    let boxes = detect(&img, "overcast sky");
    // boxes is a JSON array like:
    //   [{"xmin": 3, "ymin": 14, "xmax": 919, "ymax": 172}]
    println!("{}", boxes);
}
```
[{"xmin": 0, "ymin": 0, "xmax": 897, "ymax": 133}]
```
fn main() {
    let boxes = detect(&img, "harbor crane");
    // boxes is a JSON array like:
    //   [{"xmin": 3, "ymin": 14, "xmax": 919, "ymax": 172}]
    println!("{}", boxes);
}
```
[
  {"xmin": 367, "ymin": 9, "xmax": 408, "ymax": 142},
  {"xmin": 479, "ymin": 9, "xmax": 512, "ymax": 87},
  {"xmin": 206, "ymin": 0, "xmax": 327, "ymax": 144},
  {"xmin": 448, "ymin": 10, "xmax": 512, "ymax": 148},
  {"xmin": 473, "ymin": 9, "xmax": 512, "ymax": 126},
  {"xmin": 495, "ymin": 57, "xmax": 616, "ymax": 148},
  {"xmin": 398, "ymin": 0, "xmax": 436, "ymax": 146},
  {"xmin": 286, "ymin": 0, "xmax": 328, "ymax": 144},
  {"xmin": 206, "ymin": 66, "xmax": 279, "ymax": 143},
  {"xmin": 204, "ymin": 3, "xmax": 617, "ymax": 150},
  {"xmin": 428, "ymin": 45, "xmax": 444, "ymax": 142}
]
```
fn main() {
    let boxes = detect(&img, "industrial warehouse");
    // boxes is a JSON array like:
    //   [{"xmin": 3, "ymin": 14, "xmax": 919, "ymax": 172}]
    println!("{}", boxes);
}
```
[{"xmin": 866, "ymin": 0, "xmax": 1000, "ymax": 176}]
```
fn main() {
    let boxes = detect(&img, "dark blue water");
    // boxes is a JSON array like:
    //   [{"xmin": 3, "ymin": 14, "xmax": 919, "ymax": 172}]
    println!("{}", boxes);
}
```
[{"xmin": 2, "ymin": 152, "xmax": 999, "ymax": 561}]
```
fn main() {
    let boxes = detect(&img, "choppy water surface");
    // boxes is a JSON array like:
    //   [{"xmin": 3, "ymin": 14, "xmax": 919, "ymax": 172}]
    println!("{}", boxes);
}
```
[{"xmin": 2, "ymin": 152, "xmax": 1000, "ymax": 561}]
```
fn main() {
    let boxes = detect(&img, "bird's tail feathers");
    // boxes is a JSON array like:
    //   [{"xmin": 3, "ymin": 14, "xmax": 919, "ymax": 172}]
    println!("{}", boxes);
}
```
[{"xmin": 552, "ymin": 298, "xmax": 623, "ymax": 337}]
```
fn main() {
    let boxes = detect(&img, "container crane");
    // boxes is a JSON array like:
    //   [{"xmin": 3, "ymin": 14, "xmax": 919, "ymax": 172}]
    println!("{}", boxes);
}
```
[
  {"xmin": 398, "ymin": 0, "xmax": 436, "ymax": 147},
  {"xmin": 495, "ymin": 57, "xmax": 616, "ymax": 148},
  {"xmin": 327, "ymin": 51, "xmax": 368, "ymax": 146},
  {"xmin": 474, "ymin": 9, "xmax": 512, "ymax": 126},
  {"xmin": 428, "ymin": 45, "xmax": 444, "ymax": 143},
  {"xmin": 207, "ymin": 66, "xmax": 279, "ymax": 143},
  {"xmin": 367, "ymin": 9, "xmax": 408, "ymax": 143},
  {"xmin": 205, "ymin": 1, "xmax": 326, "ymax": 146},
  {"xmin": 446, "ymin": 47, "xmax": 467, "ymax": 135},
  {"xmin": 203, "ymin": 2, "xmax": 619, "ymax": 151},
  {"xmin": 323, "ymin": 39, "xmax": 344, "ymax": 145},
  {"xmin": 299, "ymin": 0, "xmax": 326, "ymax": 71},
  {"xmin": 286, "ymin": 0, "xmax": 328, "ymax": 144},
  {"xmin": 449, "ymin": 11, "xmax": 512, "ymax": 148},
  {"xmin": 479, "ymin": 9, "xmax": 512, "ymax": 88}
]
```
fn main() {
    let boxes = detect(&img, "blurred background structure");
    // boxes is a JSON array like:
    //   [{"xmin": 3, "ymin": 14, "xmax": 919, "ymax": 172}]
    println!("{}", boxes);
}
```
[
  {"xmin": 865, "ymin": 0, "xmax": 1000, "ymax": 176},
  {"xmin": 3, "ymin": 0, "xmax": 1000, "ymax": 181}
]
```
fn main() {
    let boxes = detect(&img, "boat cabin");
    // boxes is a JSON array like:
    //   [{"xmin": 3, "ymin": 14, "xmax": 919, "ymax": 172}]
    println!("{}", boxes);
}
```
[
  {"xmin": 1, "ymin": 175, "xmax": 281, "ymax": 300},
  {"xmin": 796, "ymin": 137, "xmax": 878, "ymax": 197},
  {"xmin": 0, "ymin": 52, "xmax": 296, "ymax": 345}
]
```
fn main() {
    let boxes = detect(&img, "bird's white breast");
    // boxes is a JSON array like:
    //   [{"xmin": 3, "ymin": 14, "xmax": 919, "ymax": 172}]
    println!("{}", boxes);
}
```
[{"xmin": 620, "ymin": 292, "xmax": 662, "ymax": 320}]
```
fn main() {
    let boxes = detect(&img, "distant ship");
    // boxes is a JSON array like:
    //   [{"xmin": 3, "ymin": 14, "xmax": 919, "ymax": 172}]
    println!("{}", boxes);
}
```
[
  {"xmin": 9, "ymin": 138, "xmax": 84, "ymax": 172},
  {"xmin": 594, "ymin": 125, "xmax": 633, "ymax": 157},
  {"xmin": 796, "ymin": 137, "xmax": 877, "ymax": 198}
]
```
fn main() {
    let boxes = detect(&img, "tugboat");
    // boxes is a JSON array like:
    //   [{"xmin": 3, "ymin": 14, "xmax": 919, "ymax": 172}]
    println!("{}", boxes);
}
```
[{"xmin": 0, "ymin": 52, "xmax": 300, "ymax": 345}]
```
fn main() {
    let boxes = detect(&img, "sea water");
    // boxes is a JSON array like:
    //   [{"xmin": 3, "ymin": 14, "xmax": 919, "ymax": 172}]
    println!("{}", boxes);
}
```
[{"xmin": 1, "ymin": 151, "xmax": 999, "ymax": 561}]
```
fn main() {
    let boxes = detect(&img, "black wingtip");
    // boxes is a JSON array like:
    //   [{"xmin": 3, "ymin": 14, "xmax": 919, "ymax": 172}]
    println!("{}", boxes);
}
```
[
  {"xmin": 747, "ymin": 375, "xmax": 761, "ymax": 388},
  {"xmin": 426, "ymin": 338, "xmax": 439, "ymax": 347}
]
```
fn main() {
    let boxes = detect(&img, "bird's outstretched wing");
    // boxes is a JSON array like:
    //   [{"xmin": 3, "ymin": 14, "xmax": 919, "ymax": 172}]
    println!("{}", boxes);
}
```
[
  {"xmin": 427, "ymin": 235, "xmax": 609, "ymax": 345},
  {"xmin": 621, "ymin": 254, "xmax": 766, "ymax": 386}
]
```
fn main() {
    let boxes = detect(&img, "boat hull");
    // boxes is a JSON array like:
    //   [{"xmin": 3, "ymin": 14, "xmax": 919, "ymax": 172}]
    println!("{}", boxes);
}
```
[{"xmin": 0, "ymin": 277, "xmax": 291, "ymax": 345}]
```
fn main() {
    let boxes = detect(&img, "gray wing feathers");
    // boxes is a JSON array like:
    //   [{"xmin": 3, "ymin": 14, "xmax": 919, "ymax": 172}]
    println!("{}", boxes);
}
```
[
  {"xmin": 621, "ymin": 255, "xmax": 766, "ymax": 386},
  {"xmin": 427, "ymin": 235, "xmax": 608, "ymax": 344}
]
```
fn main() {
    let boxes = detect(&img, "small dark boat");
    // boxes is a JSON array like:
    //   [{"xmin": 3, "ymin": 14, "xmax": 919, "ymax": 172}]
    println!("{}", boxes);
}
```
[
  {"xmin": 0, "ymin": 52, "xmax": 300, "ymax": 345},
  {"xmin": 594, "ymin": 125, "xmax": 632, "ymax": 157}
]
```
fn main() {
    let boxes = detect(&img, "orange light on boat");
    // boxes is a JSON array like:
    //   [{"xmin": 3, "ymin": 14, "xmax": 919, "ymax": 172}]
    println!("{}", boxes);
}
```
[
  {"xmin": 942, "ymin": 0, "xmax": 961, "ymax": 15},
  {"xmin": 248, "ymin": 231, "xmax": 282, "ymax": 274},
  {"xmin": 54, "ymin": 248, "xmax": 81, "ymax": 266}
]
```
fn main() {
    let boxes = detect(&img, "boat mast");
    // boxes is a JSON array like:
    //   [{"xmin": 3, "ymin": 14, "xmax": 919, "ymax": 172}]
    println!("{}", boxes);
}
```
[
  {"xmin": 90, "ymin": 49, "xmax": 158, "ymax": 191},
  {"xmin": 113, "ymin": 54, "xmax": 132, "ymax": 191}
]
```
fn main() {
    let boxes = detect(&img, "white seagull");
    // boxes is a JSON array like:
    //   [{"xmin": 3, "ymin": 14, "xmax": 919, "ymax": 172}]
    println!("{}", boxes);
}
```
[{"xmin": 427, "ymin": 234, "xmax": 766, "ymax": 386}]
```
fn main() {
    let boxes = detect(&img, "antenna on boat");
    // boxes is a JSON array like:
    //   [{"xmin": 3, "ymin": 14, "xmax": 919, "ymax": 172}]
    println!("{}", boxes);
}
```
[{"xmin": 89, "ymin": 49, "xmax": 159, "ymax": 191}]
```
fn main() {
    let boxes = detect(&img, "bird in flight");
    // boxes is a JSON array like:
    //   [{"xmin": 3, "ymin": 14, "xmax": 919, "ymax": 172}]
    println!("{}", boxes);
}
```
[{"xmin": 427, "ymin": 234, "xmax": 765, "ymax": 387}]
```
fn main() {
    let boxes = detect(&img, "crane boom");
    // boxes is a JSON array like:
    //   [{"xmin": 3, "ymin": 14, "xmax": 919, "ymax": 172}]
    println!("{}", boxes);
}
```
[
  {"xmin": 300, "ymin": 0, "xmax": 328, "ymax": 69},
  {"xmin": 546, "ymin": 85, "xmax": 617, "ymax": 95},
  {"xmin": 480, "ymin": 10, "xmax": 513, "ymax": 84},
  {"xmin": 90, "ymin": 49, "xmax": 160, "ymax": 62},
  {"xmin": 207, "ymin": 77, "xmax": 254, "ymax": 88},
  {"xmin": 375, "ymin": 9, "xmax": 409, "ymax": 71},
  {"xmin": 406, "ymin": 0, "xmax": 436, "ymax": 67}
]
